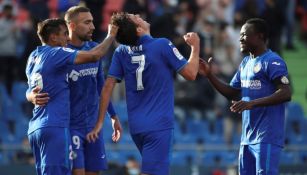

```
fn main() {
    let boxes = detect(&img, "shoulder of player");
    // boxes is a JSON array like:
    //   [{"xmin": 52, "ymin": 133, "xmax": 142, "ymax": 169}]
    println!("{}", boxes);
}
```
[
  {"xmin": 154, "ymin": 37, "xmax": 170, "ymax": 45},
  {"xmin": 87, "ymin": 41, "xmax": 99, "ymax": 48},
  {"xmin": 265, "ymin": 53, "xmax": 286, "ymax": 65}
]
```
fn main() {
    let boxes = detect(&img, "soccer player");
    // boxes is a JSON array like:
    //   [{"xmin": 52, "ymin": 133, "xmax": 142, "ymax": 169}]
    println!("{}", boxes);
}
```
[
  {"xmin": 198, "ymin": 18, "xmax": 292, "ymax": 175},
  {"xmin": 64, "ymin": 6, "xmax": 122, "ymax": 175},
  {"xmin": 25, "ymin": 18, "xmax": 117, "ymax": 175},
  {"xmin": 87, "ymin": 13, "xmax": 200, "ymax": 175}
]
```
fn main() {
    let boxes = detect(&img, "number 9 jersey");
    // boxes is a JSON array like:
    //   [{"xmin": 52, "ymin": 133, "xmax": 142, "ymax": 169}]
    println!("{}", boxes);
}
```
[{"xmin": 108, "ymin": 35, "xmax": 188, "ymax": 134}]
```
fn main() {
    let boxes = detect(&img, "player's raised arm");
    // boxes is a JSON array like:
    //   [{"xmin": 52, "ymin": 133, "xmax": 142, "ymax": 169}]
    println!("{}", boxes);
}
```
[
  {"xmin": 74, "ymin": 24, "xmax": 118, "ymax": 64},
  {"xmin": 199, "ymin": 58, "xmax": 241, "ymax": 100},
  {"xmin": 179, "ymin": 32, "xmax": 200, "ymax": 80}
]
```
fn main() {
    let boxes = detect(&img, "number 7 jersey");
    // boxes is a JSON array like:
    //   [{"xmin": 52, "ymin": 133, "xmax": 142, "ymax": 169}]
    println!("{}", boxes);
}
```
[{"xmin": 108, "ymin": 35, "xmax": 188, "ymax": 134}]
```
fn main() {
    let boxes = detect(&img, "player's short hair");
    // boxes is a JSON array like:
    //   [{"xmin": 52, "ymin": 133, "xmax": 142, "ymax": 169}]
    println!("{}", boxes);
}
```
[
  {"xmin": 37, "ymin": 18, "xmax": 67, "ymax": 43},
  {"xmin": 64, "ymin": 6, "xmax": 90, "ymax": 23},
  {"xmin": 111, "ymin": 12, "xmax": 138, "ymax": 46},
  {"xmin": 246, "ymin": 18, "xmax": 268, "ymax": 42}
]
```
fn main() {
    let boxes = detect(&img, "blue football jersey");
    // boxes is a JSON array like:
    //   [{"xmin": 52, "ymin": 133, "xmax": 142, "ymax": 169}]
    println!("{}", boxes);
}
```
[
  {"xmin": 108, "ymin": 35, "xmax": 188, "ymax": 134},
  {"xmin": 25, "ymin": 45, "xmax": 77, "ymax": 134},
  {"xmin": 67, "ymin": 41, "xmax": 116, "ymax": 129},
  {"xmin": 230, "ymin": 50, "xmax": 289, "ymax": 146}
]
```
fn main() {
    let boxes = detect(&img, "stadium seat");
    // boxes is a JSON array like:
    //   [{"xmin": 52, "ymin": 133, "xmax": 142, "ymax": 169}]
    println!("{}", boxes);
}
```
[
  {"xmin": 15, "ymin": 116, "xmax": 29, "ymax": 140},
  {"xmin": 286, "ymin": 102, "xmax": 305, "ymax": 122},
  {"xmin": 201, "ymin": 150, "xmax": 237, "ymax": 167},
  {"xmin": 186, "ymin": 119, "xmax": 209, "ymax": 138},
  {"xmin": 11, "ymin": 81, "xmax": 28, "ymax": 104},
  {"xmin": 172, "ymin": 150, "xmax": 197, "ymax": 166},
  {"xmin": 113, "ymin": 101, "xmax": 128, "ymax": 122},
  {"xmin": 280, "ymin": 151, "xmax": 298, "ymax": 165}
]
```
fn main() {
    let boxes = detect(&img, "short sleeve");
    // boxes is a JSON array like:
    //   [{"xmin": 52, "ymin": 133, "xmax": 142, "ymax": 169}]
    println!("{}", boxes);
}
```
[
  {"xmin": 266, "ymin": 57, "xmax": 288, "ymax": 81},
  {"xmin": 230, "ymin": 58, "xmax": 246, "ymax": 89},
  {"xmin": 230, "ymin": 69, "xmax": 241, "ymax": 89},
  {"xmin": 54, "ymin": 47, "xmax": 77, "ymax": 69},
  {"xmin": 108, "ymin": 47, "xmax": 124, "ymax": 81},
  {"xmin": 161, "ymin": 39, "xmax": 188, "ymax": 72}
]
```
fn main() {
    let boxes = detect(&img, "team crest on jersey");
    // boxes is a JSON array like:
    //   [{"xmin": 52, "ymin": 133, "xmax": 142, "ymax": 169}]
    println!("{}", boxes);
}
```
[
  {"xmin": 253, "ymin": 63, "xmax": 262, "ymax": 73},
  {"xmin": 62, "ymin": 47, "xmax": 75, "ymax": 53},
  {"xmin": 281, "ymin": 76, "xmax": 289, "ymax": 84},
  {"xmin": 173, "ymin": 48, "xmax": 184, "ymax": 60}
]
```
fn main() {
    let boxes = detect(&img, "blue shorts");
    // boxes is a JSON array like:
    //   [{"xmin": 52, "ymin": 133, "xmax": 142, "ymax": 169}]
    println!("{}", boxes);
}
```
[
  {"xmin": 131, "ymin": 129, "xmax": 173, "ymax": 175},
  {"xmin": 70, "ymin": 127, "xmax": 108, "ymax": 172},
  {"xmin": 28, "ymin": 127, "xmax": 72, "ymax": 175},
  {"xmin": 239, "ymin": 143, "xmax": 282, "ymax": 175}
]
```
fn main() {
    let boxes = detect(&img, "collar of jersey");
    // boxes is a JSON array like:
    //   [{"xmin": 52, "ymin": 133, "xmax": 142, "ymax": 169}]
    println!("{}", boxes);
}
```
[
  {"xmin": 253, "ymin": 49, "xmax": 272, "ymax": 59},
  {"xmin": 137, "ymin": 35, "xmax": 153, "ymax": 45},
  {"xmin": 67, "ymin": 42, "xmax": 87, "ymax": 50}
]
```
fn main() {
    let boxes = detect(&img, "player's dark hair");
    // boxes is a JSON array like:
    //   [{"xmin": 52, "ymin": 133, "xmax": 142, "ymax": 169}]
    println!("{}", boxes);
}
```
[
  {"xmin": 111, "ymin": 12, "xmax": 138, "ymax": 46},
  {"xmin": 246, "ymin": 18, "xmax": 268, "ymax": 42},
  {"xmin": 37, "ymin": 18, "xmax": 67, "ymax": 43},
  {"xmin": 65, "ymin": 6, "xmax": 90, "ymax": 23}
]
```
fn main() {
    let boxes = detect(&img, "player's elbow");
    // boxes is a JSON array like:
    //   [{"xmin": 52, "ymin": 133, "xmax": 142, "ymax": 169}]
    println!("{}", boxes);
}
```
[
  {"xmin": 180, "ymin": 66, "xmax": 198, "ymax": 81},
  {"xmin": 285, "ymin": 92, "xmax": 292, "ymax": 102},
  {"xmin": 284, "ymin": 86, "xmax": 292, "ymax": 102},
  {"xmin": 185, "ymin": 73, "xmax": 197, "ymax": 80}
]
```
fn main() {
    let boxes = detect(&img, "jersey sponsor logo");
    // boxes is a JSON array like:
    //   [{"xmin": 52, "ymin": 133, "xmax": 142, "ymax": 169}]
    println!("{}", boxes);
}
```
[
  {"xmin": 69, "ymin": 68, "xmax": 98, "ymax": 81},
  {"xmin": 69, "ymin": 70, "xmax": 80, "ymax": 81},
  {"xmin": 173, "ymin": 48, "xmax": 184, "ymax": 60},
  {"xmin": 62, "ymin": 47, "xmax": 75, "ymax": 53},
  {"xmin": 253, "ymin": 63, "xmax": 262, "ymax": 73},
  {"xmin": 31, "ymin": 73, "xmax": 43, "ymax": 90},
  {"xmin": 281, "ymin": 76, "xmax": 289, "ymax": 84},
  {"xmin": 272, "ymin": 61, "xmax": 281, "ymax": 66},
  {"xmin": 241, "ymin": 80, "xmax": 262, "ymax": 89}
]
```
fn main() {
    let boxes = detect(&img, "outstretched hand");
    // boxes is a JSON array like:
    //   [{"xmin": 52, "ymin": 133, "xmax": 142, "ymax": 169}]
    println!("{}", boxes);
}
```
[
  {"xmin": 107, "ymin": 24, "xmax": 119, "ymax": 37},
  {"xmin": 29, "ymin": 86, "xmax": 49, "ymax": 106},
  {"xmin": 183, "ymin": 32, "xmax": 200, "ymax": 47},
  {"xmin": 198, "ymin": 57, "xmax": 213, "ymax": 77}
]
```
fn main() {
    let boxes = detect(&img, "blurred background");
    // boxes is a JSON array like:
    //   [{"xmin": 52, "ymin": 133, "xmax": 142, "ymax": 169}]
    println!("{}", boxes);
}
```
[{"xmin": 0, "ymin": 0, "xmax": 306, "ymax": 174}]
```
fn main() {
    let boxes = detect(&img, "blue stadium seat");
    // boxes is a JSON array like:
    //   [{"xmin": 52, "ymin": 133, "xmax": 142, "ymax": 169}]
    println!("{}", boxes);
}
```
[
  {"xmin": 11, "ymin": 81, "xmax": 28, "ymax": 104},
  {"xmin": 0, "ymin": 152, "xmax": 9, "ymax": 165},
  {"xmin": 299, "ymin": 151, "xmax": 307, "ymax": 164},
  {"xmin": 108, "ymin": 149, "xmax": 140, "ymax": 165},
  {"xmin": 175, "ymin": 134, "xmax": 197, "ymax": 144},
  {"xmin": 15, "ymin": 116, "xmax": 29, "ymax": 140},
  {"xmin": 113, "ymin": 101, "xmax": 128, "ymax": 122},
  {"xmin": 280, "ymin": 151, "xmax": 298, "ymax": 165},
  {"xmin": 186, "ymin": 119, "xmax": 209, "ymax": 138},
  {"xmin": 0, "ymin": 121, "xmax": 10, "ymax": 141},
  {"xmin": 120, "ymin": 133, "xmax": 133, "ymax": 144},
  {"xmin": 107, "ymin": 151, "xmax": 124, "ymax": 164},
  {"xmin": 172, "ymin": 150, "xmax": 197, "ymax": 165},
  {"xmin": 286, "ymin": 102, "xmax": 305, "ymax": 122},
  {"xmin": 201, "ymin": 150, "xmax": 237, "ymax": 167},
  {"xmin": 202, "ymin": 133, "xmax": 225, "ymax": 145}
]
